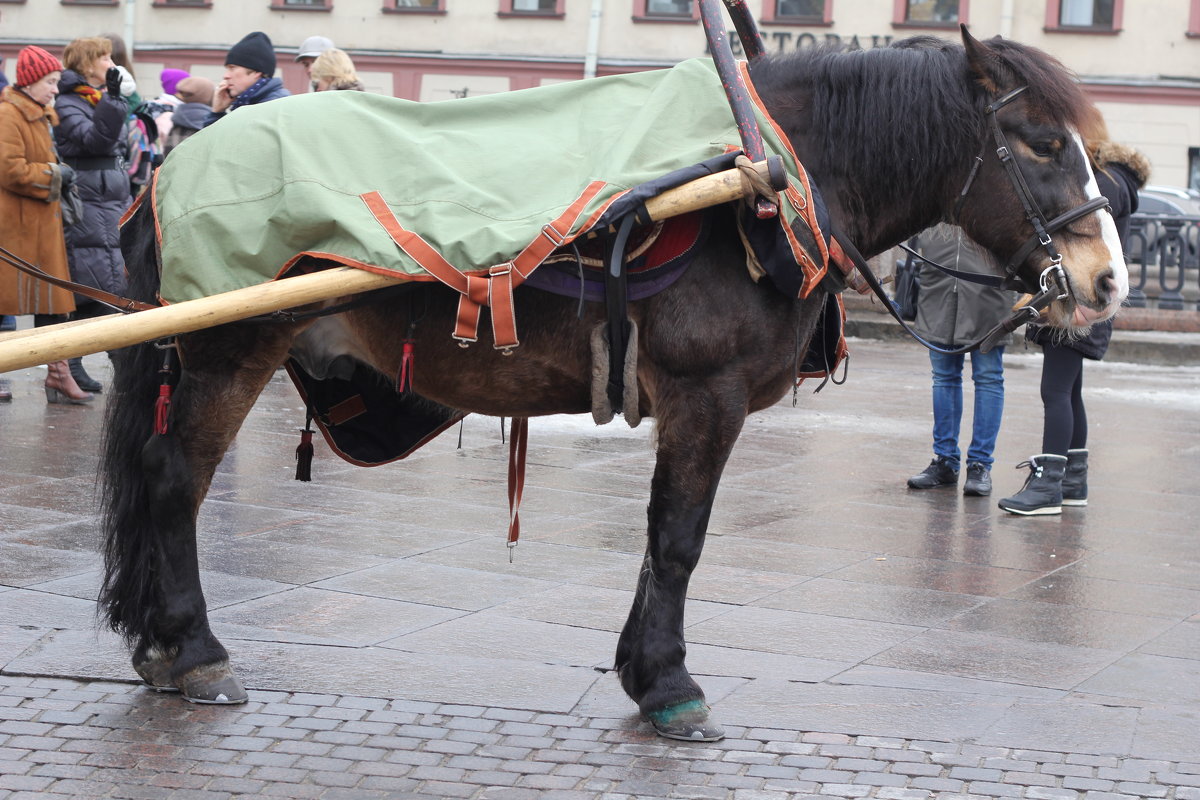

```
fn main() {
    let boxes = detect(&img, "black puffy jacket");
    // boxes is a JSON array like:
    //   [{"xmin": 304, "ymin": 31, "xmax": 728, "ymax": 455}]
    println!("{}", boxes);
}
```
[{"xmin": 53, "ymin": 69, "xmax": 132, "ymax": 302}]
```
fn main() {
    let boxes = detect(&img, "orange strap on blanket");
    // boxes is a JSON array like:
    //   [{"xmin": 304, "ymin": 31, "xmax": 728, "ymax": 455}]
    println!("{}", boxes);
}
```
[{"xmin": 361, "ymin": 183, "xmax": 607, "ymax": 350}]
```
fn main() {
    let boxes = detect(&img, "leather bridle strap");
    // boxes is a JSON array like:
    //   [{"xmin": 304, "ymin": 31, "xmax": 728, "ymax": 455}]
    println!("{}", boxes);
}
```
[
  {"xmin": 0, "ymin": 244, "xmax": 158, "ymax": 313},
  {"xmin": 955, "ymin": 85, "xmax": 1111, "ymax": 294}
]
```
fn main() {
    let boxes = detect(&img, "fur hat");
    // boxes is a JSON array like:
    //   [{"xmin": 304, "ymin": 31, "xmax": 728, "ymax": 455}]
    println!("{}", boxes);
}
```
[
  {"xmin": 226, "ymin": 31, "xmax": 276, "ymax": 76},
  {"xmin": 15, "ymin": 45, "xmax": 63, "ymax": 88},
  {"xmin": 1092, "ymin": 141, "xmax": 1152, "ymax": 190},
  {"xmin": 160, "ymin": 68, "xmax": 190, "ymax": 96},
  {"xmin": 175, "ymin": 76, "xmax": 215, "ymax": 106},
  {"xmin": 295, "ymin": 35, "xmax": 335, "ymax": 62}
]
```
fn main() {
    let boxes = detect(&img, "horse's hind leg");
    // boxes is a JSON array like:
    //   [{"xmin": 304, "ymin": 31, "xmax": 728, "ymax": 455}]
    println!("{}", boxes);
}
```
[
  {"xmin": 615, "ymin": 376, "xmax": 747, "ymax": 741},
  {"xmin": 102, "ymin": 323, "xmax": 300, "ymax": 703}
]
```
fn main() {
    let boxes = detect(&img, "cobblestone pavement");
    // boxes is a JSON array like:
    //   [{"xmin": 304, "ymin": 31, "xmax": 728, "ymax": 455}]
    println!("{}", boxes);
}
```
[
  {"xmin": 3, "ymin": 675, "xmax": 1199, "ymax": 799},
  {"xmin": 2, "ymin": 338, "xmax": 1198, "ymax": 798}
]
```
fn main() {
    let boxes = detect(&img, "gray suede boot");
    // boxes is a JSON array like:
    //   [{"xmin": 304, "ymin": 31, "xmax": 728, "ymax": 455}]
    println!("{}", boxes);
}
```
[
  {"xmin": 1062, "ymin": 449, "xmax": 1088, "ymax": 507},
  {"xmin": 998, "ymin": 454, "xmax": 1067, "ymax": 516}
]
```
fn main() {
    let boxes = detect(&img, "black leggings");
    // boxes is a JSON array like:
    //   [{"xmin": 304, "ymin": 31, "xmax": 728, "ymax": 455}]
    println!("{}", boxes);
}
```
[{"xmin": 1040, "ymin": 343, "xmax": 1087, "ymax": 455}]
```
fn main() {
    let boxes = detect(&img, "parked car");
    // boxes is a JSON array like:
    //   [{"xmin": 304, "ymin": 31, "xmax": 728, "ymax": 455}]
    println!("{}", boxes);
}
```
[{"xmin": 1137, "ymin": 185, "xmax": 1200, "ymax": 216}]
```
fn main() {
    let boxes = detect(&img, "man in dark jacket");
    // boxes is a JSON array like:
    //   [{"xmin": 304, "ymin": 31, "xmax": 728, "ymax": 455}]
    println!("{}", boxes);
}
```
[
  {"xmin": 204, "ymin": 31, "xmax": 290, "ymax": 129},
  {"xmin": 906, "ymin": 225, "xmax": 1018, "ymax": 497}
]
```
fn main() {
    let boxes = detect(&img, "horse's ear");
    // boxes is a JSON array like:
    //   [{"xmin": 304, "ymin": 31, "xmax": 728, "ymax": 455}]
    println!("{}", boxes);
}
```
[{"xmin": 960, "ymin": 24, "xmax": 1017, "ymax": 96}]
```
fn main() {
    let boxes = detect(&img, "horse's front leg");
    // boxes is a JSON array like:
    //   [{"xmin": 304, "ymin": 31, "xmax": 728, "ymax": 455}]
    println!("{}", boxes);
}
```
[
  {"xmin": 103, "ymin": 323, "xmax": 300, "ymax": 704},
  {"xmin": 615, "ymin": 376, "xmax": 747, "ymax": 741}
]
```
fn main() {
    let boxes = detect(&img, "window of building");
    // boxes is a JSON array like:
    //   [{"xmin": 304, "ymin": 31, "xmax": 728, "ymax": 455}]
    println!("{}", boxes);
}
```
[
  {"xmin": 1190, "ymin": 147, "xmax": 1200, "ymax": 191},
  {"xmin": 633, "ymin": 0, "xmax": 699, "ymax": 22},
  {"xmin": 1187, "ymin": 0, "xmax": 1200, "ymax": 37},
  {"xmin": 500, "ymin": 0, "xmax": 563, "ymax": 15},
  {"xmin": 60, "ymin": 0, "xmax": 119, "ymax": 5},
  {"xmin": 897, "ymin": 0, "xmax": 963, "ymax": 26},
  {"xmin": 386, "ymin": 0, "xmax": 445, "ymax": 11},
  {"xmin": 763, "ymin": 0, "xmax": 832, "ymax": 25},
  {"xmin": 153, "ymin": 0, "xmax": 211, "ymax": 6},
  {"xmin": 275, "ymin": 0, "xmax": 330, "ymax": 6},
  {"xmin": 1044, "ymin": 0, "xmax": 1123, "ymax": 32}
]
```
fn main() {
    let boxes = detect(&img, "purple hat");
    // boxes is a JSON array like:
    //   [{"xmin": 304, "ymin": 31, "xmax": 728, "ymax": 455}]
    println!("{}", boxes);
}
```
[{"xmin": 160, "ymin": 68, "xmax": 190, "ymax": 96}]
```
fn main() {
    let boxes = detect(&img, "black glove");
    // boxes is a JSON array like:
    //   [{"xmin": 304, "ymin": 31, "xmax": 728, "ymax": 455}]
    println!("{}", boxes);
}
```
[
  {"xmin": 59, "ymin": 163, "xmax": 76, "ymax": 188},
  {"xmin": 106, "ymin": 66, "xmax": 122, "ymax": 97}
]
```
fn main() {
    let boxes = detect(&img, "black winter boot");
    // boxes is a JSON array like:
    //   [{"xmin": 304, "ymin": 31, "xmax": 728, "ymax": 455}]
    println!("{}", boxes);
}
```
[
  {"xmin": 998, "ymin": 454, "xmax": 1067, "ymax": 516},
  {"xmin": 907, "ymin": 456, "xmax": 959, "ymax": 489},
  {"xmin": 68, "ymin": 357, "xmax": 103, "ymax": 394},
  {"xmin": 1062, "ymin": 448, "xmax": 1088, "ymax": 506}
]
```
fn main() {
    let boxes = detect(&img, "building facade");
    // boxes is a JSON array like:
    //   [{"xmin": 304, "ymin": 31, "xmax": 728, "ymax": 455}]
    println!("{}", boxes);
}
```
[{"xmin": 1, "ymin": 0, "xmax": 1197, "ymax": 186}]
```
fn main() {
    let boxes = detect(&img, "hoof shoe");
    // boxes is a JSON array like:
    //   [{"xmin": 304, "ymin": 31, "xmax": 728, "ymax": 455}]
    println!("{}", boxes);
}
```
[
  {"xmin": 647, "ymin": 699, "xmax": 725, "ymax": 742},
  {"xmin": 178, "ymin": 662, "xmax": 248, "ymax": 705}
]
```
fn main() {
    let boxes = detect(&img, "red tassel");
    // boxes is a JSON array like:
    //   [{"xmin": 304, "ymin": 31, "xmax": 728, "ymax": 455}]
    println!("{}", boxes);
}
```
[
  {"xmin": 153, "ymin": 384, "xmax": 172, "ymax": 435},
  {"xmin": 295, "ymin": 429, "xmax": 314, "ymax": 482},
  {"xmin": 398, "ymin": 340, "xmax": 414, "ymax": 393}
]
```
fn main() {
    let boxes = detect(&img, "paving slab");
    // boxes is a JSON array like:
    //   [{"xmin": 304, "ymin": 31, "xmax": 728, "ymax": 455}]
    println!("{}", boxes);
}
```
[{"xmin": 1, "ymin": 339, "xmax": 1198, "ymax": 797}]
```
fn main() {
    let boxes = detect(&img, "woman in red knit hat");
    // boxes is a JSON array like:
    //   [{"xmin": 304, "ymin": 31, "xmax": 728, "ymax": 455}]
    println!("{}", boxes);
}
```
[{"xmin": 0, "ymin": 45, "xmax": 93, "ymax": 404}]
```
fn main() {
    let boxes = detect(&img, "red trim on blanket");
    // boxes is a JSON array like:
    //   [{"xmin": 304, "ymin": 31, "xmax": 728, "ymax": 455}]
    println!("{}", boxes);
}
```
[{"xmin": 738, "ymin": 60, "xmax": 830, "ymax": 298}]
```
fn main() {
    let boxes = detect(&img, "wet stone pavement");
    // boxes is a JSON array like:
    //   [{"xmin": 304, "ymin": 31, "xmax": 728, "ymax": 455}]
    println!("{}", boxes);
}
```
[{"xmin": 0, "ymin": 337, "xmax": 1197, "ymax": 799}]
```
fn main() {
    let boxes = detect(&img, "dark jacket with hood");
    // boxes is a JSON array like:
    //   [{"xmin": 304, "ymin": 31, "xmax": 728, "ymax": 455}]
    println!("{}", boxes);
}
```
[
  {"xmin": 53, "ymin": 68, "xmax": 132, "ymax": 303},
  {"xmin": 202, "ymin": 77, "xmax": 289, "ymax": 129},
  {"xmin": 1026, "ymin": 142, "xmax": 1151, "ymax": 361}
]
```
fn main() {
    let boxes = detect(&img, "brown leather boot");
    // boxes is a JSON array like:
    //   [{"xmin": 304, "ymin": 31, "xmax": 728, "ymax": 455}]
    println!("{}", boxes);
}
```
[{"xmin": 45, "ymin": 360, "xmax": 94, "ymax": 405}]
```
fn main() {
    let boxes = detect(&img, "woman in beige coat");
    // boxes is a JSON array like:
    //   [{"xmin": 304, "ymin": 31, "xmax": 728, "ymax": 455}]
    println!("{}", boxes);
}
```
[{"xmin": 0, "ymin": 45, "xmax": 92, "ymax": 403}]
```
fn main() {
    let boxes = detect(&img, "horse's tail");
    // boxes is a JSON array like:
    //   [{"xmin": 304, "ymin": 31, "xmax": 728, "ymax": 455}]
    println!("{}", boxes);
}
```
[{"xmin": 99, "ymin": 197, "xmax": 168, "ymax": 644}]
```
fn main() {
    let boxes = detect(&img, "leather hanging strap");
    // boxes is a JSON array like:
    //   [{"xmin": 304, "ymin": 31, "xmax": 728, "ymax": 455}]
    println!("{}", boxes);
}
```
[{"xmin": 506, "ymin": 416, "xmax": 529, "ymax": 560}]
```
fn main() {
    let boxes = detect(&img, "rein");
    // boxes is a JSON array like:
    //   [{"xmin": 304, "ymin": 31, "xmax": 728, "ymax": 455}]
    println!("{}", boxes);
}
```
[{"xmin": 0, "ymin": 244, "xmax": 157, "ymax": 313}]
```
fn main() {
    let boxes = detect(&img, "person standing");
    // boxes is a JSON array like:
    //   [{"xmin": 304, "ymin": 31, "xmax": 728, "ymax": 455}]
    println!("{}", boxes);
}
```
[
  {"xmin": 55, "ymin": 36, "xmax": 134, "ymax": 394},
  {"xmin": 998, "ymin": 138, "xmax": 1149, "ymax": 515},
  {"xmin": 906, "ymin": 224, "xmax": 1017, "ymax": 496},
  {"xmin": 309, "ymin": 49, "xmax": 364, "ymax": 92},
  {"xmin": 204, "ymin": 32, "xmax": 290, "ymax": 129},
  {"xmin": 161, "ymin": 76, "xmax": 213, "ymax": 154},
  {"xmin": 295, "ymin": 35, "xmax": 335, "ymax": 83},
  {"xmin": 0, "ymin": 46, "xmax": 92, "ymax": 404}
]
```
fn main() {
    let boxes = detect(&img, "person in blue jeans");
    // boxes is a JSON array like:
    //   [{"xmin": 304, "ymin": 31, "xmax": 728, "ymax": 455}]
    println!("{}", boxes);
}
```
[{"xmin": 906, "ymin": 224, "xmax": 1017, "ymax": 496}]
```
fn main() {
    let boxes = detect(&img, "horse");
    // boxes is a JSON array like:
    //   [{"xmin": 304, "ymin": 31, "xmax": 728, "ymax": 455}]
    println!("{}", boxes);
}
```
[{"xmin": 100, "ymin": 27, "xmax": 1126, "ymax": 741}]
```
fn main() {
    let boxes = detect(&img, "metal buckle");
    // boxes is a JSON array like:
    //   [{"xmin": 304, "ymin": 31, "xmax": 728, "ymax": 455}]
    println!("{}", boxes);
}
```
[
  {"xmin": 540, "ymin": 225, "xmax": 567, "ymax": 249},
  {"xmin": 995, "ymin": 145, "xmax": 1011, "ymax": 162}
]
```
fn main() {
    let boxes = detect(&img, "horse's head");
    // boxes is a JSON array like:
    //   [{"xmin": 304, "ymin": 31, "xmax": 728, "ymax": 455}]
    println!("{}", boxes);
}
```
[{"xmin": 953, "ymin": 27, "xmax": 1127, "ymax": 331}]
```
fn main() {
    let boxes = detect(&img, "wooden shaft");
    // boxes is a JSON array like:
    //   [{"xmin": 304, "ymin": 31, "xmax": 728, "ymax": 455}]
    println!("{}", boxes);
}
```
[
  {"xmin": 0, "ymin": 161, "xmax": 772, "ymax": 374},
  {"xmin": 0, "ymin": 268, "xmax": 401, "ymax": 373}
]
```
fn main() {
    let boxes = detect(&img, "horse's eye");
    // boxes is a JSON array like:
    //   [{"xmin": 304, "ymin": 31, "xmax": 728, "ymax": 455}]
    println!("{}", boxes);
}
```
[{"xmin": 1030, "ymin": 141, "xmax": 1057, "ymax": 159}]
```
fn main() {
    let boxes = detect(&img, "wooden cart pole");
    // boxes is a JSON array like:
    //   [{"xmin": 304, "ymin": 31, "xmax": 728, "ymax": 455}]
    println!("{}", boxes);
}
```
[{"xmin": 0, "ymin": 159, "xmax": 780, "ymax": 374}]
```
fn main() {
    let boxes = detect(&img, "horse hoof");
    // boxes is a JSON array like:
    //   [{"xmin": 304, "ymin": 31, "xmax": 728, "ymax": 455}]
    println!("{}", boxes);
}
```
[
  {"xmin": 646, "ymin": 699, "xmax": 725, "ymax": 742},
  {"xmin": 133, "ymin": 654, "xmax": 179, "ymax": 693},
  {"xmin": 176, "ymin": 662, "xmax": 248, "ymax": 705}
]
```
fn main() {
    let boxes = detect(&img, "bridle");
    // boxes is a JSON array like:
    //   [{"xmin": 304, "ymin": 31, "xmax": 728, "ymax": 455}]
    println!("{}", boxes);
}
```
[
  {"xmin": 953, "ymin": 84, "xmax": 1111, "ymax": 300},
  {"xmin": 832, "ymin": 84, "xmax": 1113, "ymax": 356}
]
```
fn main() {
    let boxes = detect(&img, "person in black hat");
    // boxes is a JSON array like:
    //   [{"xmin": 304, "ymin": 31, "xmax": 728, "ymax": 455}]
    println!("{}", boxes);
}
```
[{"xmin": 204, "ymin": 31, "xmax": 290, "ymax": 128}]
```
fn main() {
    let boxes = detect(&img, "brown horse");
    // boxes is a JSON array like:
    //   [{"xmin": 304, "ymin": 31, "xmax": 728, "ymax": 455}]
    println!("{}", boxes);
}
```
[{"xmin": 100, "ymin": 28, "xmax": 1125, "ymax": 741}]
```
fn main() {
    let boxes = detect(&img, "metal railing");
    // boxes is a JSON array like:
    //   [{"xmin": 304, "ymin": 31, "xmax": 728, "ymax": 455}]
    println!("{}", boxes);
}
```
[{"xmin": 1126, "ymin": 214, "xmax": 1200, "ymax": 311}]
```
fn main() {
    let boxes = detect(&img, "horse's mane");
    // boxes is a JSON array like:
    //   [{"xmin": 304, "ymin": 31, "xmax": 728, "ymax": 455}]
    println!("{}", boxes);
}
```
[{"xmin": 749, "ymin": 34, "xmax": 1094, "ymax": 226}]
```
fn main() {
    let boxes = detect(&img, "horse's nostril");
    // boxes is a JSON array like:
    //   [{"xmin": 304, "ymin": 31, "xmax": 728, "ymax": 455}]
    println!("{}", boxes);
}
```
[{"xmin": 1094, "ymin": 269, "xmax": 1113, "ymax": 305}]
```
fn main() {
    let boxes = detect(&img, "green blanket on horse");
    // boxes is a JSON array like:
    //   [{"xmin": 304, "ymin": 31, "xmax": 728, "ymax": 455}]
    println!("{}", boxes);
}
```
[{"xmin": 151, "ymin": 58, "xmax": 827, "ymax": 310}]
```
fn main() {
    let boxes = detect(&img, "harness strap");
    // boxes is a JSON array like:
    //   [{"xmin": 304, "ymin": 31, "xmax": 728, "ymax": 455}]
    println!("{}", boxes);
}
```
[
  {"xmin": 362, "ymin": 184, "xmax": 605, "ymax": 350},
  {"xmin": 0, "ymin": 244, "xmax": 158, "ymax": 313}
]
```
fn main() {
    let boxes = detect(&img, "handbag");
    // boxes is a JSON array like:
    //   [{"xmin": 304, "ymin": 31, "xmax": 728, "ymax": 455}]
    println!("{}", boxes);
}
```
[{"xmin": 892, "ymin": 238, "xmax": 920, "ymax": 321}]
